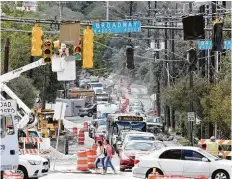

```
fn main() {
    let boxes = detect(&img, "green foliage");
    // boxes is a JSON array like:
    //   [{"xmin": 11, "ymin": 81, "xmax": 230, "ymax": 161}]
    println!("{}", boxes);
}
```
[{"xmin": 8, "ymin": 76, "xmax": 38, "ymax": 108}]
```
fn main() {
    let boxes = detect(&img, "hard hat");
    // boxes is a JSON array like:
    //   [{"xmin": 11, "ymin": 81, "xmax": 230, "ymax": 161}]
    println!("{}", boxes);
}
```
[{"xmin": 210, "ymin": 136, "xmax": 216, "ymax": 140}]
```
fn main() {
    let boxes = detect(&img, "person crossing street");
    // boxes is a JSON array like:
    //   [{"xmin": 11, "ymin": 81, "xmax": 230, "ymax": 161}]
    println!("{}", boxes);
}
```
[{"xmin": 103, "ymin": 139, "xmax": 116, "ymax": 174}]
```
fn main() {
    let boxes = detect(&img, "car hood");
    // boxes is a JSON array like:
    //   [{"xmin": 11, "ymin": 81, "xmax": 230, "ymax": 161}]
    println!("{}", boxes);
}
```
[
  {"xmin": 213, "ymin": 159, "xmax": 232, "ymax": 165},
  {"xmin": 20, "ymin": 154, "xmax": 47, "ymax": 162}
]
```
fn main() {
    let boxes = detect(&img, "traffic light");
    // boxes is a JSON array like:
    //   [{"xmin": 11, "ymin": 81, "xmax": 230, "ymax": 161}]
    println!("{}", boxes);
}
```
[
  {"xmin": 31, "ymin": 24, "xmax": 43, "ymax": 56},
  {"xmin": 43, "ymin": 40, "xmax": 52, "ymax": 64},
  {"xmin": 83, "ymin": 26, "xmax": 94, "ymax": 69},
  {"xmin": 126, "ymin": 44, "xmax": 134, "ymax": 70},
  {"xmin": 74, "ymin": 38, "xmax": 82, "ymax": 61},
  {"xmin": 182, "ymin": 15, "xmax": 205, "ymax": 40},
  {"xmin": 212, "ymin": 19, "xmax": 223, "ymax": 52}
]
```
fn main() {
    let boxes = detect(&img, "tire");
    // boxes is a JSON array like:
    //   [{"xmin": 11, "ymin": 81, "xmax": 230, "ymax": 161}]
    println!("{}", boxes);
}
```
[
  {"xmin": 212, "ymin": 170, "xmax": 229, "ymax": 179},
  {"xmin": 120, "ymin": 168, "xmax": 125, "ymax": 172},
  {"xmin": 146, "ymin": 168, "xmax": 163, "ymax": 179},
  {"xmin": 80, "ymin": 115, "xmax": 84, "ymax": 117},
  {"xmin": 16, "ymin": 165, "xmax": 29, "ymax": 179},
  {"xmin": 88, "ymin": 112, "xmax": 93, "ymax": 117}
]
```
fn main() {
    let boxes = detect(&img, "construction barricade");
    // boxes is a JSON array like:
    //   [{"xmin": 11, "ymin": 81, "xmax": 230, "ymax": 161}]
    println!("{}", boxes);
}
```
[
  {"xmin": 78, "ymin": 129, "xmax": 85, "ymax": 145},
  {"xmin": 77, "ymin": 151, "xmax": 88, "ymax": 171},
  {"xmin": 3, "ymin": 171, "xmax": 23, "ymax": 179},
  {"xmin": 86, "ymin": 148, "xmax": 96, "ymax": 169},
  {"xmin": 198, "ymin": 139, "xmax": 232, "ymax": 159},
  {"xmin": 18, "ymin": 137, "xmax": 50, "ymax": 155}
]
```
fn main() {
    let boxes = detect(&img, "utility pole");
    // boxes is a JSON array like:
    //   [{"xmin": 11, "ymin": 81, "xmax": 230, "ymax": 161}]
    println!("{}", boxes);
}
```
[
  {"xmin": 3, "ymin": 38, "xmax": 10, "ymax": 98},
  {"xmin": 128, "ymin": 1, "xmax": 133, "ymax": 38},
  {"xmin": 147, "ymin": 1, "xmax": 151, "ymax": 46},
  {"xmin": 59, "ymin": 1, "xmax": 63, "ymax": 20},
  {"xmin": 106, "ymin": 1, "xmax": 109, "ymax": 20},
  {"xmin": 29, "ymin": 56, "xmax": 34, "ymax": 78},
  {"xmin": 164, "ymin": 17, "xmax": 170, "ymax": 132},
  {"xmin": 188, "ymin": 2, "xmax": 194, "ymax": 146}
]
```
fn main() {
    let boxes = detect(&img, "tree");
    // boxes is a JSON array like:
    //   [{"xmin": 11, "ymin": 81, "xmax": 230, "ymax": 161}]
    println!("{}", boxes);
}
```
[{"xmin": 8, "ymin": 76, "xmax": 38, "ymax": 108}]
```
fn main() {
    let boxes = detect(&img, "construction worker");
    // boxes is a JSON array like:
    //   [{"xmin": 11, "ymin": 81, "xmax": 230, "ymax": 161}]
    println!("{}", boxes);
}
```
[{"xmin": 206, "ymin": 136, "xmax": 225, "ymax": 158}]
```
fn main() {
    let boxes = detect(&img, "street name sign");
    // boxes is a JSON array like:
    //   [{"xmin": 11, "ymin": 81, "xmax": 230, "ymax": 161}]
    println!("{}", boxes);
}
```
[
  {"xmin": 92, "ymin": 21, "xmax": 141, "ymax": 34},
  {"xmin": 188, "ymin": 112, "xmax": 195, "ymax": 122},
  {"xmin": 198, "ymin": 40, "xmax": 232, "ymax": 50},
  {"xmin": 0, "ymin": 100, "xmax": 17, "ymax": 115}
]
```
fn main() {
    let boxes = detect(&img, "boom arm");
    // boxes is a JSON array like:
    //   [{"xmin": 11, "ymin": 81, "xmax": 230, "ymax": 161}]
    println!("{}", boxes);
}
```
[
  {"xmin": 0, "ymin": 58, "xmax": 44, "ymax": 83},
  {"xmin": 0, "ymin": 83, "xmax": 38, "ymax": 129}
]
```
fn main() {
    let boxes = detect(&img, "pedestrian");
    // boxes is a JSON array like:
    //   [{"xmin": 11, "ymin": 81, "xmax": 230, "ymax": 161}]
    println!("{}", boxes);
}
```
[
  {"xmin": 95, "ymin": 141, "xmax": 105, "ymax": 173},
  {"xmin": 206, "ymin": 136, "xmax": 225, "ymax": 158},
  {"xmin": 103, "ymin": 139, "xmax": 116, "ymax": 174}
]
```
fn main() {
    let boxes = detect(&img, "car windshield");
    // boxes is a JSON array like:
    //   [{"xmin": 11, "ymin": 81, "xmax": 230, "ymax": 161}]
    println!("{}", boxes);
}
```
[
  {"xmin": 92, "ymin": 84, "xmax": 103, "ymax": 88},
  {"xmin": 128, "ymin": 135, "xmax": 155, "ymax": 141},
  {"xmin": 197, "ymin": 148, "xmax": 219, "ymax": 160},
  {"xmin": 98, "ymin": 120, "xmax": 106, "ymax": 126},
  {"xmin": 125, "ymin": 142, "xmax": 154, "ymax": 151}
]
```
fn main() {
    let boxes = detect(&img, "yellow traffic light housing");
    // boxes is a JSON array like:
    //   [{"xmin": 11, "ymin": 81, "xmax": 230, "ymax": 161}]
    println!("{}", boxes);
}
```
[
  {"xmin": 43, "ymin": 40, "xmax": 52, "ymax": 64},
  {"xmin": 83, "ymin": 26, "xmax": 94, "ymax": 69},
  {"xmin": 31, "ymin": 24, "xmax": 43, "ymax": 56}
]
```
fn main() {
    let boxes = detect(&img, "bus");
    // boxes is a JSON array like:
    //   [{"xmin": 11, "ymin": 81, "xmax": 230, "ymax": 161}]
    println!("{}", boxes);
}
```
[{"xmin": 106, "ymin": 114, "xmax": 146, "ymax": 146}]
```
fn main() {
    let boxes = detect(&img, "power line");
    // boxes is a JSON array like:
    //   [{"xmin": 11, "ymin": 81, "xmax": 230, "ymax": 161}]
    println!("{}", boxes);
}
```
[{"xmin": 2, "ymin": 16, "xmax": 232, "ymax": 31}]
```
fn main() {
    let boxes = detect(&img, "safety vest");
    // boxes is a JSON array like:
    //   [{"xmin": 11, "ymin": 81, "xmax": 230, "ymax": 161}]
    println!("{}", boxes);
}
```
[{"xmin": 206, "ymin": 142, "xmax": 218, "ymax": 156}]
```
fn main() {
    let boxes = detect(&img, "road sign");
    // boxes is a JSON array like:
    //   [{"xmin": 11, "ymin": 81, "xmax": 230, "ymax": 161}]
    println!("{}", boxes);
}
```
[
  {"xmin": 198, "ymin": 40, "xmax": 232, "ymax": 50},
  {"xmin": 0, "ymin": 100, "xmax": 17, "ymax": 115},
  {"xmin": 188, "ymin": 112, "xmax": 195, "ymax": 122},
  {"xmin": 92, "ymin": 21, "xmax": 141, "ymax": 34}
]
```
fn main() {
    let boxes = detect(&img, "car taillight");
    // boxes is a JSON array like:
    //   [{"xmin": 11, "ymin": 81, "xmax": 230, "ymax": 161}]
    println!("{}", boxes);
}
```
[{"xmin": 134, "ymin": 159, "xmax": 140, "ymax": 165}]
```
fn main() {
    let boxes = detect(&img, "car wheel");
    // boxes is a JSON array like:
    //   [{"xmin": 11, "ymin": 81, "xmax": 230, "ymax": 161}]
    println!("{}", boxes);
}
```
[
  {"xmin": 88, "ymin": 112, "xmax": 93, "ymax": 117},
  {"xmin": 16, "ymin": 165, "xmax": 29, "ymax": 179},
  {"xmin": 120, "ymin": 168, "xmax": 125, "ymax": 172},
  {"xmin": 146, "ymin": 168, "xmax": 163, "ymax": 179},
  {"xmin": 212, "ymin": 170, "xmax": 229, "ymax": 179},
  {"xmin": 80, "ymin": 115, "xmax": 84, "ymax": 117}
]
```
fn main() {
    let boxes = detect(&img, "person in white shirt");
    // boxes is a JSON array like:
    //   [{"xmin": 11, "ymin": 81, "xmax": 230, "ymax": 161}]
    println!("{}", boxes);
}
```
[{"xmin": 95, "ymin": 141, "xmax": 105, "ymax": 173}]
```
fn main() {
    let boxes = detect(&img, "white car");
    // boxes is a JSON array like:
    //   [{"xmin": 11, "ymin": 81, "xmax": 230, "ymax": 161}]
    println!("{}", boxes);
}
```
[
  {"xmin": 123, "ymin": 133, "xmax": 156, "ymax": 145},
  {"xmin": 17, "ymin": 153, "xmax": 49, "ymax": 179},
  {"xmin": 133, "ymin": 146, "xmax": 231, "ymax": 179}
]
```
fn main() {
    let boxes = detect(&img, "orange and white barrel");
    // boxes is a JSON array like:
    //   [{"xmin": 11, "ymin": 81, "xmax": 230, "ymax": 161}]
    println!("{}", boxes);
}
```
[
  {"xmin": 73, "ymin": 127, "xmax": 78, "ymax": 135},
  {"xmin": 86, "ymin": 149, "xmax": 96, "ymax": 169},
  {"xmin": 78, "ymin": 129, "xmax": 85, "ymax": 145},
  {"xmin": 3, "ymin": 171, "xmax": 23, "ymax": 179},
  {"xmin": 77, "ymin": 151, "xmax": 88, "ymax": 171}
]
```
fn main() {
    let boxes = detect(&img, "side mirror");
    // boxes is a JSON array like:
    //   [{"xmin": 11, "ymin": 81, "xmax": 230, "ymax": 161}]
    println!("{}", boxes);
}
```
[{"xmin": 202, "ymin": 157, "xmax": 209, "ymax": 162}]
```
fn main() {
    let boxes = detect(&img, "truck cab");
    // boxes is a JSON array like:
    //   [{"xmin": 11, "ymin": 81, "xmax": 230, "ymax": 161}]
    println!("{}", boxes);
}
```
[{"xmin": 1, "ymin": 114, "xmax": 19, "ymax": 172}]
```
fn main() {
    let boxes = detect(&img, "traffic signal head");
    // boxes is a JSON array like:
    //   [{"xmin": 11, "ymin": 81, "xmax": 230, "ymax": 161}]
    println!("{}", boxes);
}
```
[
  {"xmin": 43, "ymin": 40, "xmax": 52, "ymax": 64},
  {"xmin": 126, "ymin": 45, "xmax": 134, "ymax": 70},
  {"xmin": 31, "ymin": 24, "xmax": 43, "ymax": 56}
]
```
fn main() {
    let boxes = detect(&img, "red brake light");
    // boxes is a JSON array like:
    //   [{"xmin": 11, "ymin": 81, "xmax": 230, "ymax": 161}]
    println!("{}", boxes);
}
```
[{"xmin": 134, "ymin": 159, "xmax": 140, "ymax": 165}]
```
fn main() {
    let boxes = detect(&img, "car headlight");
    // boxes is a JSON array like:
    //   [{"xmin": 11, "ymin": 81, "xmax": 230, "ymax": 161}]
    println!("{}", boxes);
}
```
[{"xmin": 28, "ymin": 160, "xmax": 41, "ymax": 165}]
